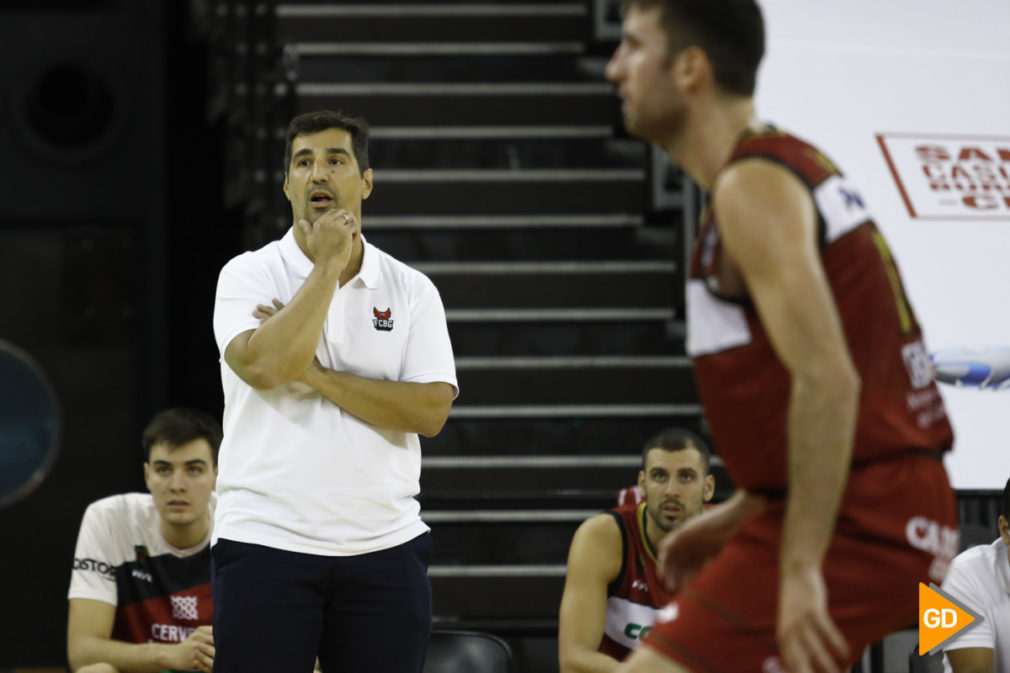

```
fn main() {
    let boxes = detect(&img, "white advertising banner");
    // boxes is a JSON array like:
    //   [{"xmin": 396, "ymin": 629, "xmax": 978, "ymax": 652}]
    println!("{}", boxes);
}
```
[{"xmin": 755, "ymin": 0, "xmax": 1010, "ymax": 488}]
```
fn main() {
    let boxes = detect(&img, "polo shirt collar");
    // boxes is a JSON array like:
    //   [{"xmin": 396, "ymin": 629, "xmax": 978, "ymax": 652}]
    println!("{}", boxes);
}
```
[
  {"xmin": 278, "ymin": 228, "xmax": 381, "ymax": 289},
  {"xmin": 279, "ymin": 227, "xmax": 313, "ymax": 278},
  {"xmin": 356, "ymin": 235, "xmax": 381, "ymax": 289}
]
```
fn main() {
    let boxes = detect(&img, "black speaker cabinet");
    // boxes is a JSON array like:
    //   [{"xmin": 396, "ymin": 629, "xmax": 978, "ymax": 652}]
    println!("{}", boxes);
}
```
[{"xmin": 0, "ymin": 3, "xmax": 165, "ymax": 219}]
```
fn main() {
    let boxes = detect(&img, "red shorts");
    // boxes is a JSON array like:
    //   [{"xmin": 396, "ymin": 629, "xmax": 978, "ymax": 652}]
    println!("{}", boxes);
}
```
[{"xmin": 642, "ymin": 453, "xmax": 958, "ymax": 673}]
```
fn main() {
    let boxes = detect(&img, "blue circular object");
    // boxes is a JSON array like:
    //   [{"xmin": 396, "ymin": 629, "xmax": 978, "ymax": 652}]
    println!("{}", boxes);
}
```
[{"xmin": 0, "ymin": 341, "xmax": 60, "ymax": 508}]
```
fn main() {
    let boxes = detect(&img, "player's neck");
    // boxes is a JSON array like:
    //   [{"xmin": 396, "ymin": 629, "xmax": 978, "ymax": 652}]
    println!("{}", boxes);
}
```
[
  {"xmin": 160, "ymin": 514, "xmax": 211, "ymax": 550},
  {"xmin": 662, "ymin": 96, "xmax": 757, "ymax": 191},
  {"xmin": 643, "ymin": 510, "xmax": 671, "ymax": 553}
]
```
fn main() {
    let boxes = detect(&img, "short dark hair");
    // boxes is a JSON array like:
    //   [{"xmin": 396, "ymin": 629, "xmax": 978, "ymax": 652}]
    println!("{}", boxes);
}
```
[
  {"xmin": 283, "ymin": 109, "xmax": 370, "ymax": 174},
  {"xmin": 142, "ymin": 408, "xmax": 222, "ymax": 466},
  {"xmin": 1003, "ymin": 477, "xmax": 1010, "ymax": 520},
  {"xmin": 641, "ymin": 428, "xmax": 711, "ymax": 473},
  {"xmin": 621, "ymin": 0, "xmax": 765, "ymax": 96}
]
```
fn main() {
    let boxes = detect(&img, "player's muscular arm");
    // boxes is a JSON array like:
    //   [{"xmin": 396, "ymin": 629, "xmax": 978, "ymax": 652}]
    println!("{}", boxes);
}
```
[
  {"xmin": 946, "ymin": 648, "xmax": 995, "ymax": 673},
  {"xmin": 226, "ymin": 213, "xmax": 357, "ymax": 389},
  {"xmin": 68, "ymin": 599, "xmax": 214, "ymax": 673},
  {"xmin": 715, "ymin": 159, "xmax": 859, "ymax": 673},
  {"xmin": 558, "ymin": 514, "xmax": 625, "ymax": 673},
  {"xmin": 659, "ymin": 489, "xmax": 765, "ymax": 592}
]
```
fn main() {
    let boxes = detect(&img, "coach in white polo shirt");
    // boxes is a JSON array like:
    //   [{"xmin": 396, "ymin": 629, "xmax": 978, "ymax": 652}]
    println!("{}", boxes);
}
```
[
  {"xmin": 941, "ymin": 476, "xmax": 1010, "ymax": 673},
  {"xmin": 211, "ymin": 109, "xmax": 457, "ymax": 673}
]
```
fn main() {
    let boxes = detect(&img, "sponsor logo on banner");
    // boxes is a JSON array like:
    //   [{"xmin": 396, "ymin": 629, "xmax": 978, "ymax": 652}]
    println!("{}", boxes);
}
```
[
  {"xmin": 876, "ymin": 133, "xmax": 1010, "ymax": 220},
  {"xmin": 931, "ymin": 347, "xmax": 1010, "ymax": 390},
  {"xmin": 918, "ymin": 582, "xmax": 983, "ymax": 655}
]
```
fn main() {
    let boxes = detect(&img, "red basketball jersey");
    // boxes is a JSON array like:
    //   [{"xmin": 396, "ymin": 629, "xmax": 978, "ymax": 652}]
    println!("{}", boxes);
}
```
[
  {"xmin": 687, "ymin": 127, "xmax": 953, "ymax": 492},
  {"xmin": 598, "ymin": 503, "xmax": 672, "ymax": 660}
]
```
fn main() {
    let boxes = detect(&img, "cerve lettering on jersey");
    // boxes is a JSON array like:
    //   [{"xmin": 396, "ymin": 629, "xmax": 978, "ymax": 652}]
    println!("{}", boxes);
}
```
[
  {"xmin": 150, "ymin": 624, "xmax": 196, "ymax": 643},
  {"xmin": 905, "ymin": 516, "xmax": 960, "ymax": 583},
  {"xmin": 623, "ymin": 623, "xmax": 652, "ymax": 640},
  {"xmin": 73, "ymin": 558, "xmax": 116, "ymax": 579}
]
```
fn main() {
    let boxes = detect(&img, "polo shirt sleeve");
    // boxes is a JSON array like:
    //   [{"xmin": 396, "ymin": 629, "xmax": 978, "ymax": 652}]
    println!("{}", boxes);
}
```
[
  {"xmin": 401, "ymin": 274, "xmax": 458, "ymax": 397},
  {"xmin": 68, "ymin": 501, "xmax": 119, "ymax": 606},
  {"xmin": 214, "ymin": 254, "xmax": 276, "ymax": 356},
  {"xmin": 941, "ymin": 550, "xmax": 994, "ymax": 652}
]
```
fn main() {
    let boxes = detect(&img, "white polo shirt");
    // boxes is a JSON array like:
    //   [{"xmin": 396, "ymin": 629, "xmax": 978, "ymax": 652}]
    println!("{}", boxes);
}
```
[
  {"xmin": 942, "ymin": 538, "xmax": 1010, "ymax": 673},
  {"xmin": 212, "ymin": 230, "xmax": 458, "ymax": 556}
]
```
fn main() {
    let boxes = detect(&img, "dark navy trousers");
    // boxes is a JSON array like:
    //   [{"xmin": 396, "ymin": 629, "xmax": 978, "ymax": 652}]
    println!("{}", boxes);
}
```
[{"xmin": 211, "ymin": 533, "xmax": 432, "ymax": 673}]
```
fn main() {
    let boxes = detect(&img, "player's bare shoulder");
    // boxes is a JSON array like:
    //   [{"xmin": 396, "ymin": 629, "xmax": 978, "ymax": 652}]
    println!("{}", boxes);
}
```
[
  {"xmin": 714, "ymin": 158, "xmax": 812, "ymax": 222},
  {"xmin": 578, "ymin": 511, "xmax": 622, "ymax": 539},
  {"xmin": 713, "ymin": 158, "xmax": 819, "ymax": 280},
  {"xmin": 568, "ymin": 512, "xmax": 624, "ymax": 577}
]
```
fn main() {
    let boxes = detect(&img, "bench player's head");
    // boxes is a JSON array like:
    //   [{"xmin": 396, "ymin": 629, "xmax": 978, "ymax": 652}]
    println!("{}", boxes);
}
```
[
  {"xmin": 142, "ymin": 407, "xmax": 221, "ymax": 531},
  {"xmin": 638, "ymin": 428, "xmax": 715, "ymax": 534}
]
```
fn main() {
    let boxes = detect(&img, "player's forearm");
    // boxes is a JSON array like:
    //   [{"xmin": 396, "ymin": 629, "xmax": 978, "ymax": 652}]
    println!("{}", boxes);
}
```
[
  {"xmin": 68, "ymin": 635, "xmax": 176, "ymax": 673},
  {"xmin": 710, "ymin": 489, "xmax": 766, "ymax": 535},
  {"xmin": 302, "ymin": 366, "xmax": 452, "ymax": 436},
  {"xmin": 781, "ymin": 368, "xmax": 859, "ymax": 573},
  {"xmin": 243, "ymin": 261, "xmax": 341, "ymax": 387}
]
